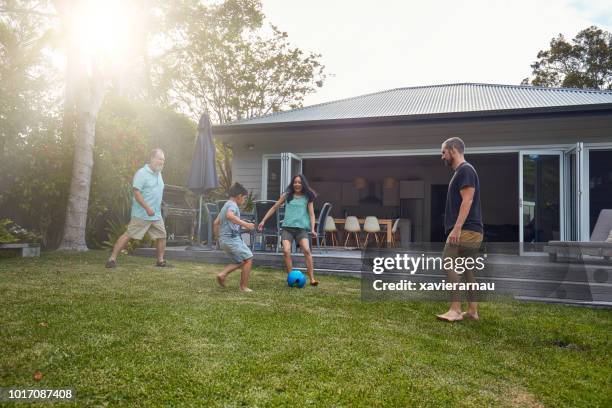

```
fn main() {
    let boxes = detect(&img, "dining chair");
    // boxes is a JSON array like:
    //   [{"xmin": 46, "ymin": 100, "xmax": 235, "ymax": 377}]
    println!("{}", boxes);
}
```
[
  {"xmin": 344, "ymin": 216, "xmax": 361, "ymax": 248},
  {"xmin": 324, "ymin": 216, "xmax": 338, "ymax": 246},
  {"xmin": 363, "ymin": 216, "xmax": 381, "ymax": 248}
]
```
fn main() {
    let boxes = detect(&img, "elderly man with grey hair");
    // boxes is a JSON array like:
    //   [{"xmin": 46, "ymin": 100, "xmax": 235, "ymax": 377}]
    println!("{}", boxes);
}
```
[
  {"xmin": 106, "ymin": 148, "xmax": 169, "ymax": 268},
  {"xmin": 437, "ymin": 137, "xmax": 484, "ymax": 322}
]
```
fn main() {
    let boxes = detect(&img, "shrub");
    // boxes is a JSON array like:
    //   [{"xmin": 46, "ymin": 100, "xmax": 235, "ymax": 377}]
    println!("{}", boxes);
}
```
[{"xmin": 0, "ymin": 219, "xmax": 41, "ymax": 244}]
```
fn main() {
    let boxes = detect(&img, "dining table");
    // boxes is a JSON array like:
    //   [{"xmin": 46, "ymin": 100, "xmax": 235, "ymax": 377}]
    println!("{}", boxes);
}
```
[{"xmin": 333, "ymin": 218, "xmax": 394, "ymax": 246}]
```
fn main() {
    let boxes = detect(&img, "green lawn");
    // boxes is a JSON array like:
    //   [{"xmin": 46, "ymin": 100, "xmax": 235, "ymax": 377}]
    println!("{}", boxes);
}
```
[{"xmin": 1, "ymin": 251, "xmax": 610, "ymax": 407}]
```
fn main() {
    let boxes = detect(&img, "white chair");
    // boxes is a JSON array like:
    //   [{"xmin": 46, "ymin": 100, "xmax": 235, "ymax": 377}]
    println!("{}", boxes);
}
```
[
  {"xmin": 389, "ymin": 218, "xmax": 400, "ymax": 248},
  {"xmin": 344, "ymin": 216, "xmax": 361, "ymax": 248},
  {"xmin": 324, "ymin": 216, "xmax": 338, "ymax": 246},
  {"xmin": 363, "ymin": 216, "xmax": 381, "ymax": 248}
]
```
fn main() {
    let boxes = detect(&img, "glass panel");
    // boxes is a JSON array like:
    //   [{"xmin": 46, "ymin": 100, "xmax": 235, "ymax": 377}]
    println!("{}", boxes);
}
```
[
  {"xmin": 266, "ymin": 159, "xmax": 281, "ymax": 200},
  {"xmin": 522, "ymin": 154, "xmax": 560, "ymax": 251},
  {"xmin": 290, "ymin": 157, "xmax": 301, "ymax": 179},
  {"xmin": 589, "ymin": 149, "xmax": 612, "ymax": 235},
  {"xmin": 567, "ymin": 151, "xmax": 578, "ymax": 240}
]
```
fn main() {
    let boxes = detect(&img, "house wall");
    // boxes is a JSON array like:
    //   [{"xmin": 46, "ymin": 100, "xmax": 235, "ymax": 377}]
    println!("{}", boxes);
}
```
[{"xmin": 224, "ymin": 112, "xmax": 612, "ymax": 201}]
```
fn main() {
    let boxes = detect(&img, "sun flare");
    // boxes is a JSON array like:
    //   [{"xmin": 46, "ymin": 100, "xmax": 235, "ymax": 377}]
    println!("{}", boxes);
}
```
[{"xmin": 66, "ymin": 0, "xmax": 137, "ymax": 66}]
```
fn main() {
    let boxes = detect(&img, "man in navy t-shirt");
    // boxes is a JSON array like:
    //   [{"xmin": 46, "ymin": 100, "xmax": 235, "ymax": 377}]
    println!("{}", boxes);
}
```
[{"xmin": 436, "ymin": 137, "xmax": 484, "ymax": 322}]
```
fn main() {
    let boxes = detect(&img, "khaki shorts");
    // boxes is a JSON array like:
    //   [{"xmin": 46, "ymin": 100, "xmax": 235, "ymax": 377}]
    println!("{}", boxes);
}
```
[
  {"xmin": 442, "ymin": 230, "xmax": 483, "ymax": 260},
  {"xmin": 126, "ymin": 217, "xmax": 167, "ymax": 240}
]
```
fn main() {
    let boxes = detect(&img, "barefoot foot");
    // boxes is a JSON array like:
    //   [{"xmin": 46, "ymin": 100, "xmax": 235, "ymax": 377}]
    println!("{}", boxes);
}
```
[
  {"xmin": 239, "ymin": 287, "xmax": 253, "ymax": 293},
  {"xmin": 216, "ymin": 273, "xmax": 226, "ymax": 288},
  {"xmin": 436, "ymin": 310, "xmax": 463, "ymax": 322},
  {"xmin": 461, "ymin": 311, "xmax": 479, "ymax": 321}
]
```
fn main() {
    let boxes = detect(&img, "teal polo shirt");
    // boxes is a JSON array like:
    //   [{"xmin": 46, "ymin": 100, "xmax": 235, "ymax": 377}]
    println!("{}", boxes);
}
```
[{"xmin": 131, "ymin": 164, "xmax": 164, "ymax": 221}]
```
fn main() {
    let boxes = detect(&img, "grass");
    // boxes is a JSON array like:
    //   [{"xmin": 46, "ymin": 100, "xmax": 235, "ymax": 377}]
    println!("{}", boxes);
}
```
[{"xmin": 0, "ymin": 251, "xmax": 611, "ymax": 407}]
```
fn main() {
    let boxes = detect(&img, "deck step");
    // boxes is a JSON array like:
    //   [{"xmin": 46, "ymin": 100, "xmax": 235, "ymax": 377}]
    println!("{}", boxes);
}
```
[{"xmin": 133, "ymin": 247, "xmax": 612, "ymax": 307}]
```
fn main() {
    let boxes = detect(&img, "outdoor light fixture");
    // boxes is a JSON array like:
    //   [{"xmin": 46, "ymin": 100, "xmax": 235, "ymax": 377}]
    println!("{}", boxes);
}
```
[
  {"xmin": 384, "ymin": 177, "xmax": 397, "ymax": 189},
  {"xmin": 353, "ymin": 177, "xmax": 367, "ymax": 189},
  {"xmin": 246, "ymin": 144, "xmax": 255, "ymax": 150}
]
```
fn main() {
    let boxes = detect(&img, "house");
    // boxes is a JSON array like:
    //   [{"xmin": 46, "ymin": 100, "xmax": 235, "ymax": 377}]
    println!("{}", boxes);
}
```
[{"xmin": 213, "ymin": 83, "xmax": 612, "ymax": 250}]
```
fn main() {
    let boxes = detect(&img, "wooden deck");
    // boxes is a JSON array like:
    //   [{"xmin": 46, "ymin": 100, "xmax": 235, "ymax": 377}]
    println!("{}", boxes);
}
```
[{"xmin": 133, "ymin": 246, "xmax": 612, "ymax": 307}]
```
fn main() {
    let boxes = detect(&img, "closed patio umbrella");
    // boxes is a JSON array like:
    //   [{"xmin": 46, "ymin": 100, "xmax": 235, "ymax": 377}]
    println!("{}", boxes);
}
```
[{"xmin": 186, "ymin": 113, "xmax": 219, "ymax": 249}]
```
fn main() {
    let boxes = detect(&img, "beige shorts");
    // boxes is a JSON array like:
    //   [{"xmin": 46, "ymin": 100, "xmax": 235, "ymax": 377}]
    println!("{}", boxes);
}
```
[
  {"xmin": 442, "ymin": 230, "xmax": 483, "ymax": 261},
  {"xmin": 126, "ymin": 217, "xmax": 166, "ymax": 240}
]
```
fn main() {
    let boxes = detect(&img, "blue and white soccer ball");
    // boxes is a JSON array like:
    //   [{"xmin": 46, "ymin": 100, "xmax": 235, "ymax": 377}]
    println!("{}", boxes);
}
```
[{"xmin": 287, "ymin": 269, "xmax": 306, "ymax": 288}]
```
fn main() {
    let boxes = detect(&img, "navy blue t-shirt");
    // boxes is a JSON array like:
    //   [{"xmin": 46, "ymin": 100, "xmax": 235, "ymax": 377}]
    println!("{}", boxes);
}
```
[{"xmin": 444, "ymin": 162, "xmax": 483, "ymax": 235}]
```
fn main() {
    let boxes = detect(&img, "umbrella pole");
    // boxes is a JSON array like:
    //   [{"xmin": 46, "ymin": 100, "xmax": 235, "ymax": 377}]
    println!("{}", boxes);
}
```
[
  {"xmin": 197, "ymin": 194, "xmax": 203, "ymax": 243},
  {"xmin": 187, "ymin": 194, "xmax": 213, "ymax": 251}
]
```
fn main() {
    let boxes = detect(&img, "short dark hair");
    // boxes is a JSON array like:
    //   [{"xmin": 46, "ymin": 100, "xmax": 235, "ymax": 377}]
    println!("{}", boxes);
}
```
[
  {"xmin": 443, "ymin": 137, "xmax": 465, "ymax": 154},
  {"xmin": 228, "ymin": 182, "xmax": 248, "ymax": 198},
  {"xmin": 150, "ymin": 148, "xmax": 164, "ymax": 160}
]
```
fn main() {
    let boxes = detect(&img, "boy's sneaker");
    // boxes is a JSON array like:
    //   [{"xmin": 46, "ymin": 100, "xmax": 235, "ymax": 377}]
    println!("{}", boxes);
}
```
[{"xmin": 105, "ymin": 260, "xmax": 117, "ymax": 268}]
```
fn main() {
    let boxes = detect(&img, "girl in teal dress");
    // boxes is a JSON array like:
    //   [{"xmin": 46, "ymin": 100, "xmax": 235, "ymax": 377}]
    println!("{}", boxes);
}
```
[{"xmin": 258, "ymin": 174, "xmax": 319, "ymax": 286}]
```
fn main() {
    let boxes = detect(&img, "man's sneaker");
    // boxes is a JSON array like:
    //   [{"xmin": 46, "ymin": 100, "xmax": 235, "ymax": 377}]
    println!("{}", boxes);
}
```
[{"xmin": 105, "ymin": 260, "xmax": 117, "ymax": 268}]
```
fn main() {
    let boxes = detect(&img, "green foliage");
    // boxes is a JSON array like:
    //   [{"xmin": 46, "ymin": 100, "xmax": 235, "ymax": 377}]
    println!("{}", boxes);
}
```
[
  {"xmin": 151, "ymin": 0, "xmax": 327, "ymax": 200},
  {"xmin": 2, "ymin": 95, "xmax": 196, "ymax": 249},
  {"xmin": 0, "ymin": 2, "xmax": 64, "ymax": 248},
  {"xmin": 2, "ymin": 120, "xmax": 74, "ymax": 248},
  {"xmin": 0, "ymin": 0, "xmax": 327, "ymax": 251},
  {"xmin": 152, "ymin": 0, "xmax": 327, "ymax": 123},
  {"xmin": 216, "ymin": 141, "xmax": 233, "ymax": 197},
  {"xmin": 0, "ymin": 218, "xmax": 41, "ymax": 244},
  {"xmin": 0, "ymin": 219, "xmax": 19, "ymax": 244},
  {"xmin": 243, "ymin": 190, "xmax": 255, "ymax": 213},
  {"xmin": 87, "ymin": 94, "xmax": 197, "ymax": 247},
  {"xmin": 95, "ymin": 95, "xmax": 197, "ymax": 186},
  {"xmin": 88, "ymin": 95, "xmax": 197, "ymax": 247},
  {"xmin": 523, "ymin": 26, "xmax": 612, "ymax": 90},
  {"xmin": 0, "ymin": 0, "xmax": 60, "ymax": 158}
]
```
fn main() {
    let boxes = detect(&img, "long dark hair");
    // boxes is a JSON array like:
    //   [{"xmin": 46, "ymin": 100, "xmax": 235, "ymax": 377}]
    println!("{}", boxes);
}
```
[{"xmin": 285, "ymin": 174, "xmax": 316, "ymax": 203}]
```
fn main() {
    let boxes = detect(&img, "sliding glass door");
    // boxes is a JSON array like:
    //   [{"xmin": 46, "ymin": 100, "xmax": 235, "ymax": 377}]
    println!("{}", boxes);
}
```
[
  {"xmin": 263, "ymin": 153, "xmax": 302, "ymax": 200},
  {"xmin": 587, "ymin": 147, "xmax": 612, "ymax": 237},
  {"xmin": 264, "ymin": 157, "xmax": 281, "ymax": 200},
  {"xmin": 280, "ymin": 152, "xmax": 302, "ymax": 192},
  {"xmin": 519, "ymin": 151, "xmax": 563, "ymax": 252},
  {"xmin": 564, "ymin": 143, "xmax": 585, "ymax": 241}
]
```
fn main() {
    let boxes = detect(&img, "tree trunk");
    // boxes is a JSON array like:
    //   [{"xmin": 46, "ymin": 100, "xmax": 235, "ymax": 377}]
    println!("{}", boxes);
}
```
[
  {"xmin": 58, "ymin": 111, "xmax": 96, "ymax": 250},
  {"xmin": 58, "ymin": 66, "xmax": 106, "ymax": 251}
]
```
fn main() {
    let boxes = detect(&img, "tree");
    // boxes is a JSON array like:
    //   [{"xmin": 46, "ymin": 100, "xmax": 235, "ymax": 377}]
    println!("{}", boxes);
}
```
[
  {"xmin": 151, "ymin": 0, "xmax": 326, "ymax": 196},
  {"xmin": 0, "ymin": 0, "xmax": 58, "ymax": 159},
  {"xmin": 55, "ymin": 0, "xmax": 143, "ymax": 250},
  {"xmin": 156, "ymin": 1, "xmax": 326, "ymax": 123},
  {"xmin": 57, "ymin": 61, "xmax": 108, "ymax": 250},
  {"xmin": 522, "ymin": 26, "xmax": 612, "ymax": 90},
  {"xmin": 2, "ymin": 0, "xmax": 327, "ymax": 249},
  {"xmin": 0, "ymin": 0, "xmax": 61, "ymax": 221}
]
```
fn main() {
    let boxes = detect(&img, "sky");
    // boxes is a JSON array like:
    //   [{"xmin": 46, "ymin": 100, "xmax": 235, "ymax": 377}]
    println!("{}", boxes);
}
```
[{"xmin": 261, "ymin": 0, "xmax": 612, "ymax": 106}]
